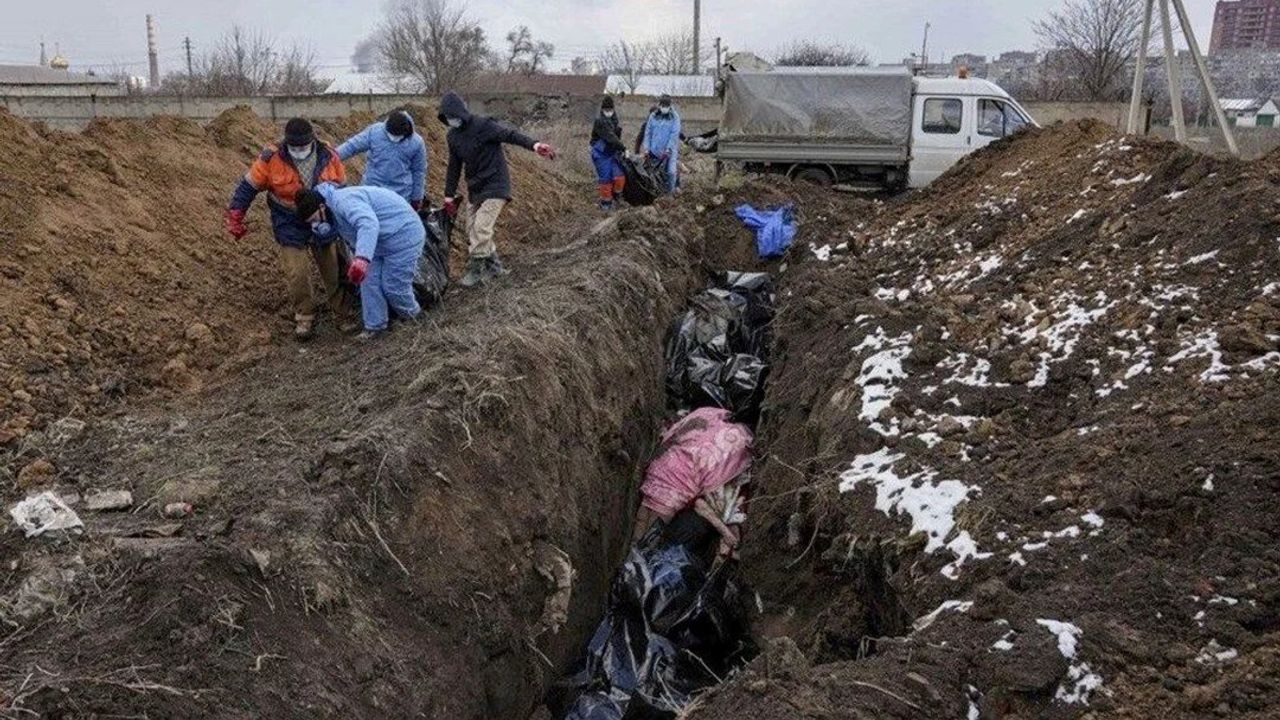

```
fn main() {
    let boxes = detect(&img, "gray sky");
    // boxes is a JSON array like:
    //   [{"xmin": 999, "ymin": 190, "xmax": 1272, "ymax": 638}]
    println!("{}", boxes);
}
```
[{"xmin": 0, "ymin": 0, "xmax": 1219, "ymax": 76}]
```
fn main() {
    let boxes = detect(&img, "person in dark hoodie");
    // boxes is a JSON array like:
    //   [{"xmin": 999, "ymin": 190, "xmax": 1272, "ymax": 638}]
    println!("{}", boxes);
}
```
[
  {"xmin": 590, "ymin": 96, "xmax": 627, "ymax": 211},
  {"xmin": 437, "ymin": 91, "xmax": 557, "ymax": 287}
]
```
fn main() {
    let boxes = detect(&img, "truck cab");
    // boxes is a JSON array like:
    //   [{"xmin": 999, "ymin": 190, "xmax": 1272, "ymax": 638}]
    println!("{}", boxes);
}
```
[{"xmin": 909, "ymin": 77, "xmax": 1034, "ymax": 187}]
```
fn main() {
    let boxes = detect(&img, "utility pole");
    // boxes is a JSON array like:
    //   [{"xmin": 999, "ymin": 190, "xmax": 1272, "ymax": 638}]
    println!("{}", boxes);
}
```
[
  {"xmin": 715, "ymin": 36, "xmax": 722, "ymax": 72},
  {"xmin": 1126, "ymin": 0, "xmax": 1237, "ymax": 156},
  {"xmin": 39, "ymin": 40, "xmax": 47, "ymax": 67},
  {"xmin": 184, "ymin": 36, "xmax": 194, "ymax": 76},
  {"xmin": 1127, "ymin": 0, "xmax": 1155, "ymax": 134},
  {"xmin": 693, "ymin": 0, "xmax": 702, "ymax": 74},
  {"xmin": 146, "ymin": 14, "xmax": 160, "ymax": 89},
  {"xmin": 920, "ymin": 22, "xmax": 931, "ymax": 70}
]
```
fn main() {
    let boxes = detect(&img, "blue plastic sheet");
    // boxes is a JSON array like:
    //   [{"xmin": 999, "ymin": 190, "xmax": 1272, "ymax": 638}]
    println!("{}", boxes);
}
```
[{"xmin": 734, "ymin": 204, "xmax": 796, "ymax": 259}]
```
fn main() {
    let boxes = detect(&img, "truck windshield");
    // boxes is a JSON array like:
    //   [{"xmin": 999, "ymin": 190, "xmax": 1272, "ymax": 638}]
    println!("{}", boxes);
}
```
[{"xmin": 979, "ymin": 99, "xmax": 1030, "ymax": 138}]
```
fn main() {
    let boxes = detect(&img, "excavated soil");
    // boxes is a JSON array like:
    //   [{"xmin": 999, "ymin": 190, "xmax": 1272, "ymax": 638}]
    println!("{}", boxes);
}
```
[
  {"xmin": 687, "ymin": 120, "xmax": 1280, "ymax": 718},
  {"xmin": 0, "ymin": 105, "xmax": 585, "ymax": 450},
  {"xmin": 0, "ymin": 206, "xmax": 700, "ymax": 718}
]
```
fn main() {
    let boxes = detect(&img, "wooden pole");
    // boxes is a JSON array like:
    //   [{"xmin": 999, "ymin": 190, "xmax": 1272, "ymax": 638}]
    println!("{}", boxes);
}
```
[
  {"xmin": 1128, "ymin": 0, "xmax": 1155, "ymax": 135},
  {"xmin": 1159, "ymin": 0, "xmax": 1187, "ymax": 143},
  {"xmin": 1170, "ymin": 0, "xmax": 1239, "ymax": 156}
]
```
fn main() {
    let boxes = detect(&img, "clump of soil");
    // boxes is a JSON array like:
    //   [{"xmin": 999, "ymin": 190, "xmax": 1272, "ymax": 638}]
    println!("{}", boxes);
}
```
[
  {"xmin": 689, "ymin": 121, "xmax": 1280, "ymax": 718},
  {"xmin": 0, "ymin": 209, "xmax": 700, "ymax": 718}
]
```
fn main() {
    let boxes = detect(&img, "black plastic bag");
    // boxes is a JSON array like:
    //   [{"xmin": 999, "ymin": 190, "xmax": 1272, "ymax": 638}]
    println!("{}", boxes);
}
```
[
  {"xmin": 413, "ymin": 207, "xmax": 452, "ymax": 308},
  {"xmin": 620, "ymin": 155, "xmax": 665, "ymax": 207},
  {"xmin": 559, "ymin": 514, "xmax": 748, "ymax": 720},
  {"xmin": 664, "ymin": 273, "xmax": 775, "ymax": 420}
]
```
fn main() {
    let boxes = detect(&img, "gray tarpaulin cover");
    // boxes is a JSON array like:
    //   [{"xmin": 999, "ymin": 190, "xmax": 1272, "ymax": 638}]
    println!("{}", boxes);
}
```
[{"xmin": 720, "ymin": 69, "xmax": 913, "ymax": 146}]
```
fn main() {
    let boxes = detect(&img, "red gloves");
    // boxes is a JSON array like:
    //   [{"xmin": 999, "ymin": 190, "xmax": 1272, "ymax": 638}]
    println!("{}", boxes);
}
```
[
  {"xmin": 225, "ymin": 208, "xmax": 248, "ymax": 239},
  {"xmin": 410, "ymin": 199, "xmax": 422, "ymax": 211},
  {"xmin": 443, "ymin": 197, "xmax": 459, "ymax": 218},
  {"xmin": 534, "ymin": 142, "xmax": 557, "ymax": 160},
  {"xmin": 347, "ymin": 257, "xmax": 370, "ymax": 285}
]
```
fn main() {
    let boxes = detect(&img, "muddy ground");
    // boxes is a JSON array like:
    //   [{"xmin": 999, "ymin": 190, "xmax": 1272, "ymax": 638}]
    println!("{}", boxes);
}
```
[
  {"xmin": 686, "ymin": 121, "xmax": 1280, "ymax": 719},
  {"xmin": 4, "ymin": 108, "xmax": 1279, "ymax": 720}
]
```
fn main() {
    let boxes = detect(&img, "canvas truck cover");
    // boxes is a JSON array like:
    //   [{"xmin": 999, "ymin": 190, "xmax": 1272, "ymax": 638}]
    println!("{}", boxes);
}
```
[{"xmin": 720, "ymin": 69, "xmax": 914, "ymax": 147}]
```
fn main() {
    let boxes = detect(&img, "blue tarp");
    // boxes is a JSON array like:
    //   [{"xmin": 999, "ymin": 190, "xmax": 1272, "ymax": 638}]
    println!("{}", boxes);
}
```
[{"xmin": 734, "ymin": 204, "xmax": 796, "ymax": 259}]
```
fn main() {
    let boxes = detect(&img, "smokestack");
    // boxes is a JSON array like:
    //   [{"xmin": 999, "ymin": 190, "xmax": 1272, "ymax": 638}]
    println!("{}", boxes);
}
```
[
  {"xmin": 693, "ymin": 0, "xmax": 702, "ymax": 74},
  {"xmin": 146, "ymin": 14, "xmax": 160, "ymax": 89}
]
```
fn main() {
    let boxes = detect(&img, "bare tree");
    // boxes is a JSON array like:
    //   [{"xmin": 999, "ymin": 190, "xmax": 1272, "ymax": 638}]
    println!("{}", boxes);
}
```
[
  {"xmin": 646, "ymin": 31, "xmax": 712, "ymax": 74},
  {"xmin": 155, "ymin": 26, "xmax": 324, "ymax": 96},
  {"xmin": 601, "ymin": 40, "xmax": 650, "ymax": 93},
  {"xmin": 774, "ymin": 41, "xmax": 871, "ymax": 67},
  {"xmin": 503, "ymin": 25, "xmax": 554, "ymax": 75},
  {"xmin": 376, "ymin": 0, "xmax": 491, "ymax": 93},
  {"xmin": 1033, "ymin": 0, "xmax": 1143, "ymax": 101}
]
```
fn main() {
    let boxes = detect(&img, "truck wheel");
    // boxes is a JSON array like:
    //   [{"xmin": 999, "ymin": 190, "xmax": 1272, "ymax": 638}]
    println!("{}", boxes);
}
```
[{"xmin": 793, "ymin": 167, "xmax": 834, "ymax": 187}]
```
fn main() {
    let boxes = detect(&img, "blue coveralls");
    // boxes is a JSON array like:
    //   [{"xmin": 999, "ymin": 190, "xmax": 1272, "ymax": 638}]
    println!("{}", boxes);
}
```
[
  {"xmin": 643, "ymin": 109, "xmax": 682, "ymax": 193},
  {"xmin": 337, "ymin": 119, "xmax": 428, "ymax": 205},
  {"xmin": 315, "ymin": 183, "xmax": 426, "ymax": 332}
]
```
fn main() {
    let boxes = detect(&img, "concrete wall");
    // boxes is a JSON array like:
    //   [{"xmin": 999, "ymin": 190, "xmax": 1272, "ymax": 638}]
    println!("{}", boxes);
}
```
[
  {"xmin": 0, "ymin": 92, "xmax": 729, "ymax": 134},
  {"xmin": 0, "ymin": 85, "xmax": 125, "ymax": 98},
  {"xmin": 1022, "ymin": 102, "xmax": 1133, "ymax": 130},
  {"xmin": 1150, "ymin": 125, "xmax": 1280, "ymax": 160},
  {"xmin": 1, "ymin": 93, "xmax": 1127, "ymax": 138}
]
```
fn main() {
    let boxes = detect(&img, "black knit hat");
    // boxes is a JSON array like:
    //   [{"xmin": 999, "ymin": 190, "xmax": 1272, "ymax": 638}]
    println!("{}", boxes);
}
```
[
  {"xmin": 601, "ymin": 95, "xmax": 615, "ymax": 111},
  {"xmin": 294, "ymin": 188, "xmax": 325, "ymax": 221},
  {"xmin": 386, "ymin": 110, "xmax": 413, "ymax": 137},
  {"xmin": 658, "ymin": 94, "xmax": 672, "ymax": 108},
  {"xmin": 284, "ymin": 118, "xmax": 315, "ymax": 147}
]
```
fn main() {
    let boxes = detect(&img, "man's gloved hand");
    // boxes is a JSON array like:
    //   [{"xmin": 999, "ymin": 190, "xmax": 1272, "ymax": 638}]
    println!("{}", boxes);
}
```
[
  {"xmin": 534, "ymin": 142, "xmax": 557, "ymax": 160},
  {"xmin": 225, "ymin": 208, "xmax": 248, "ymax": 239},
  {"xmin": 410, "ymin": 199, "xmax": 422, "ymax": 211},
  {"xmin": 347, "ymin": 257, "xmax": 370, "ymax": 285},
  {"xmin": 443, "ymin": 197, "xmax": 459, "ymax": 218}
]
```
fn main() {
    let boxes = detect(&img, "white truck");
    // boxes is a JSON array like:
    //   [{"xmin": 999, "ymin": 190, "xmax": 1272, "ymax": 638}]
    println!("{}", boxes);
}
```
[{"xmin": 715, "ymin": 67, "xmax": 1036, "ymax": 190}]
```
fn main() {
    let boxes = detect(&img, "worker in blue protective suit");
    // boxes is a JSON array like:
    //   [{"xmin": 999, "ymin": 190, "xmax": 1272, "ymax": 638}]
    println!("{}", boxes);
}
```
[
  {"xmin": 337, "ymin": 110, "xmax": 428, "ymax": 208},
  {"xmin": 642, "ymin": 94, "xmax": 682, "ymax": 193},
  {"xmin": 294, "ymin": 183, "xmax": 425, "ymax": 339},
  {"xmin": 590, "ymin": 96, "xmax": 627, "ymax": 211}
]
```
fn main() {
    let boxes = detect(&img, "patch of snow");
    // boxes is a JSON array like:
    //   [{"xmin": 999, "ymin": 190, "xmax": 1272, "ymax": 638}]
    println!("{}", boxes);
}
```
[
  {"xmin": 1081, "ymin": 512, "xmax": 1104, "ymax": 529},
  {"xmin": 1041, "ymin": 495, "xmax": 1058, "ymax": 504},
  {"xmin": 1195, "ymin": 640, "xmax": 1239, "ymax": 665},
  {"xmin": 1208, "ymin": 595, "xmax": 1239, "ymax": 606},
  {"xmin": 1008, "ymin": 552, "xmax": 1027, "ymax": 566},
  {"xmin": 810, "ymin": 244, "xmax": 832, "ymax": 262},
  {"xmin": 1110, "ymin": 172, "xmax": 1150, "ymax": 186},
  {"xmin": 1203, "ymin": 475, "xmax": 1215, "ymax": 492},
  {"xmin": 1066, "ymin": 209, "xmax": 1089, "ymax": 224},
  {"xmin": 854, "ymin": 329, "xmax": 914, "ymax": 435},
  {"xmin": 1037, "ymin": 619, "xmax": 1082, "ymax": 658},
  {"xmin": 1165, "ymin": 190, "xmax": 1188, "ymax": 201},
  {"xmin": 912, "ymin": 599, "xmax": 974, "ymax": 632},
  {"xmin": 1166, "ymin": 330, "xmax": 1231, "ymax": 382},
  {"xmin": 1056, "ymin": 663, "xmax": 1105, "ymax": 705},
  {"xmin": 1185, "ymin": 250, "xmax": 1220, "ymax": 266}
]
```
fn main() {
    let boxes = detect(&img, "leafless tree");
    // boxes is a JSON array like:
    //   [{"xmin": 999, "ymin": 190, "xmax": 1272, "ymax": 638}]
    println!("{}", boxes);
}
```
[
  {"xmin": 645, "ymin": 31, "xmax": 712, "ymax": 75},
  {"xmin": 376, "ymin": 0, "xmax": 491, "ymax": 93},
  {"xmin": 774, "ymin": 41, "xmax": 871, "ymax": 67},
  {"xmin": 1033, "ymin": 0, "xmax": 1143, "ymax": 101},
  {"xmin": 601, "ymin": 40, "xmax": 650, "ymax": 93},
  {"xmin": 156, "ymin": 26, "xmax": 324, "ymax": 96},
  {"xmin": 503, "ymin": 25, "xmax": 554, "ymax": 75}
]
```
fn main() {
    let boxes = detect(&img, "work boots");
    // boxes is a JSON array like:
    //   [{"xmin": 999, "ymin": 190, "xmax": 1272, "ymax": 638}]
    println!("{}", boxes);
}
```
[
  {"xmin": 459, "ymin": 257, "xmax": 486, "ymax": 288},
  {"xmin": 460, "ymin": 255, "xmax": 511, "ymax": 287}
]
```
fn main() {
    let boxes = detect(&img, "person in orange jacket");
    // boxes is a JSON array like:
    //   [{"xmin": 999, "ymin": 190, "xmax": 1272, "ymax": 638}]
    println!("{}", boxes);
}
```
[{"xmin": 225, "ymin": 118, "xmax": 349, "ymax": 340}]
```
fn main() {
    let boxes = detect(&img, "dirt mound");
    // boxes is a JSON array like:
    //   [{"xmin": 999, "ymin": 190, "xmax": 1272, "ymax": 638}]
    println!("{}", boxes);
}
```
[
  {"xmin": 0, "ymin": 209, "xmax": 700, "ymax": 718},
  {"xmin": 688, "ymin": 122, "xmax": 1280, "ymax": 718},
  {"xmin": 0, "ymin": 108, "xmax": 283, "ymax": 447},
  {"xmin": 0, "ymin": 105, "xmax": 586, "ymax": 450}
]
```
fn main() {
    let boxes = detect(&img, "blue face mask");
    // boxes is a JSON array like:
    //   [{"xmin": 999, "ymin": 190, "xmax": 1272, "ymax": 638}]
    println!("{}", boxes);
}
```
[{"xmin": 310, "ymin": 209, "xmax": 332, "ymax": 237}]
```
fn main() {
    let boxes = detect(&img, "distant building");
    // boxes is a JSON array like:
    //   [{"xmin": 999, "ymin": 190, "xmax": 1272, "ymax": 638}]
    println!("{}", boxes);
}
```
[
  {"xmin": 1219, "ymin": 97, "xmax": 1280, "ymax": 125},
  {"xmin": 951, "ymin": 53, "xmax": 988, "ymax": 70},
  {"xmin": 1211, "ymin": 0, "xmax": 1280, "ymax": 53},
  {"xmin": 0, "ymin": 63, "xmax": 123, "ymax": 96},
  {"xmin": 606, "ymin": 74, "xmax": 716, "ymax": 97},
  {"xmin": 325, "ymin": 71, "xmax": 606, "ymax": 96}
]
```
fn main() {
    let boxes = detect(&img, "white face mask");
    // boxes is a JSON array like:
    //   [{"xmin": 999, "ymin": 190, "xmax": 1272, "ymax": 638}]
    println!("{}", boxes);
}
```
[
  {"xmin": 658, "ymin": 106, "xmax": 672, "ymax": 116},
  {"xmin": 388, "ymin": 132, "xmax": 406, "ymax": 142},
  {"xmin": 603, "ymin": 110, "xmax": 615, "ymax": 118},
  {"xmin": 288, "ymin": 144, "xmax": 313, "ymax": 161},
  {"xmin": 447, "ymin": 118, "xmax": 463, "ymax": 129}
]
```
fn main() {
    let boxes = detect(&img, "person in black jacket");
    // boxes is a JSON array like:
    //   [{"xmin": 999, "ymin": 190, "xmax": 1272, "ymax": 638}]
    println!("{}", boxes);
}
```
[
  {"xmin": 590, "ymin": 96, "xmax": 627, "ymax": 211},
  {"xmin": 437, "ymin": 91, "xmax": 557, "ymax": 287}
]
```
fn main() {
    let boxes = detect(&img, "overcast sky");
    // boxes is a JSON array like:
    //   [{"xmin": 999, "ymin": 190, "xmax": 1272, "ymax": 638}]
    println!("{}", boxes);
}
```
[{"xmin": 0, "ymin": 0, "xmax": 1218, "ymax": 75}]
